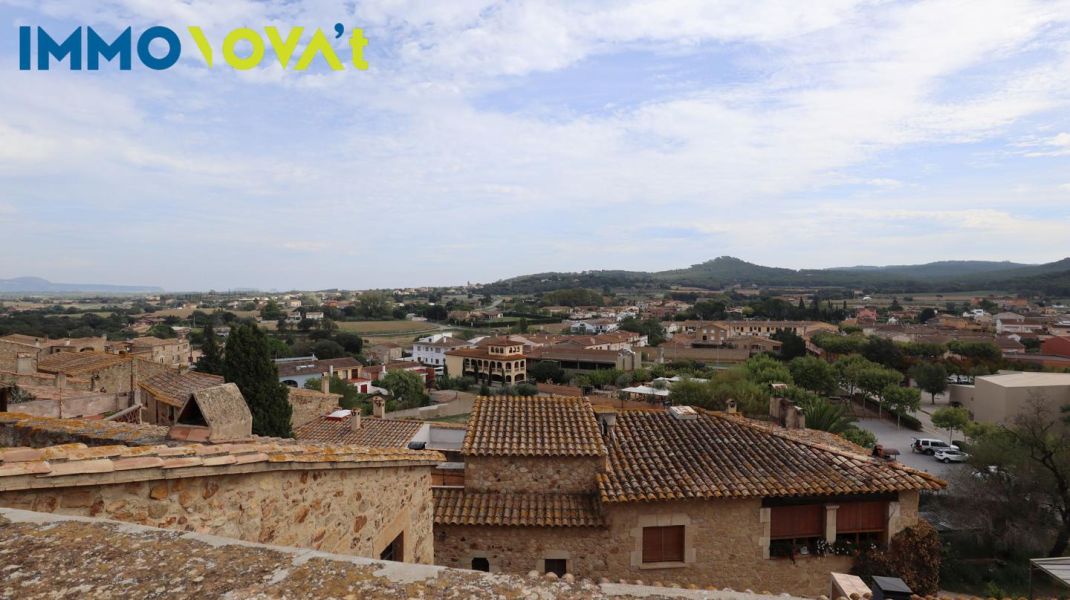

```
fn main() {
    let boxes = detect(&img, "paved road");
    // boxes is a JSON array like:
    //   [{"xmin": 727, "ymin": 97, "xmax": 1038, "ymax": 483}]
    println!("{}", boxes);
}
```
[{"xmin": 852, "ymin": 416, "xmax": 962, "ymax": 481}]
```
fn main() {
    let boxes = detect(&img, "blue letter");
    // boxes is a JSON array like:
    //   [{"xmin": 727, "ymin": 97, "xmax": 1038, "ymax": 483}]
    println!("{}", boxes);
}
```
[
  {"xmin": 19, "ymin": 26, "xmax": 30, "ymax": 70},
  {"xmin": 37, "ymin": 26, "xmax": 82, "ymax": 70},
  {"xmin": 87, "ymin": 27, "xmax": 132, "ymax": 70},
  {"xmin": 137, "ymin": 26, "xmax": 181, "ymax": 70}
]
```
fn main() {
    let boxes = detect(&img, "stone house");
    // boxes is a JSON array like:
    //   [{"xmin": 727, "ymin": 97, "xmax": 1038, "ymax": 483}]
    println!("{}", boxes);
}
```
[
  {"xmin": 432, "ymin": 396, "xmax": 944, "ymax": 596},
  {"xmin": 0, "ymin": 403, "xmax": 442, "ymax": 564},
  {"xmin": 121, "ymin": 336, "xmax": 192, "ymax": 368}
]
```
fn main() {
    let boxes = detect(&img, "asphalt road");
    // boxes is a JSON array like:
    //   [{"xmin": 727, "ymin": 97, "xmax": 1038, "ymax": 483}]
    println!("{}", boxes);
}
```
[{"xmin": 853, "ymin": 416, "xmax": 962, "ymax": 480}]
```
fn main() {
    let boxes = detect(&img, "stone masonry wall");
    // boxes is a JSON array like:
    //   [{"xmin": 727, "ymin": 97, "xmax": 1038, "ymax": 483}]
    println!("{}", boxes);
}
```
[
  {"xmin": 436, "ymin": 524, "xmax": 610, "ymax": 575},
  {"xmin": 0, "ymin": 465, "xmax": 435, "ymax": 564},
  {"xmin": 435, "ymin": 493, "xmax": 923, "ymax": 597},
  {"xmin": 464, "ymin": 455, "xmax": 603, "ymax": 494},
  {"xmin": 288, "ymin": 393, "xmax": 341, "ymax": 429}
]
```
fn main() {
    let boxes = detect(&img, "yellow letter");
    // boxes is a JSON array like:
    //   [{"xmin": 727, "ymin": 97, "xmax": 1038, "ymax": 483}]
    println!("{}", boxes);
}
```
[
  {"xmin": 350, "ymin": 28, "xmax": 368, "ymax": 70},
  {"xmin": 265, "ymin": 26, "xmax": 303, "ymax": 69},
  {"xmin": 294, "ymin": 28, "xmax": 343, "ymax": 71},
  {"xmin": 187, "ymin": 26, "xmax": 213, "ymax": 67},
  {"xmin": 223, "ymin": 28, "xmax": 264, "ymax": 70}
]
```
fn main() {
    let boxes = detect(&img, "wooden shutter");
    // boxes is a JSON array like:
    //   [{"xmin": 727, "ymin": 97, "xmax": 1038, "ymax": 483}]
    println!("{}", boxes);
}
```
[
  {"xmin": 642, "ymin": 526, "xmax": 685, "ymax": 563},
  {"xmin": 770, "ymin": 504, "xmax": 824, "ymax": 539},
  {"xmin": 837, "ymin": 501, "xmax": 887, "ymax": 533}
]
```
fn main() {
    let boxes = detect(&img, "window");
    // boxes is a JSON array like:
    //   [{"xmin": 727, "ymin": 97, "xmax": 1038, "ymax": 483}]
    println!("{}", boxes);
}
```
[
  {"xmin": 471, "ymin": 557, "xmax": 490, "ymax": 572},
  {"xmin": 543, "ymin": 558, "xmax": 567, "ymax": 577},
  {"xmin": 836, "ymin": 501, "xmax": 887, "ymax": 546},
  {"xmin": 769, "ymin": 504, "xmax": 824, "ymax": 558},
  {"xmin": 642, "ymin": 525, "xmax": 685, "ymax": 563},
  {"xmin": 379, "ymin": 531, "xmax": 404, "ymax": 562}
]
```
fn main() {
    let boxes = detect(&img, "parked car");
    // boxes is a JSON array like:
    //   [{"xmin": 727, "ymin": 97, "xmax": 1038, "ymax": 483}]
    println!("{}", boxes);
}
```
[
  {"xmin": 912, "ymin": 438, "xmax": 959, "ymax": 455},
  {"xmin": 933, "ymin": 448, "xmax": 968, "ymax": 463}
]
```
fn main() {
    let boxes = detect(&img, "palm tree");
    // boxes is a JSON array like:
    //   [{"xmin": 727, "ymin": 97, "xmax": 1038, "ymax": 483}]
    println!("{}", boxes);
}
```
[{"xmin": 801, "ymin": 399, "xmax": 855, "ymax": 435}]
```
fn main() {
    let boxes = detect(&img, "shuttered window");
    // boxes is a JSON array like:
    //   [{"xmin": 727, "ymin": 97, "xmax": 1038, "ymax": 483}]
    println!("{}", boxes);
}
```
[
  {"xmin": 837, "ymin": 501, "xmax": 887, "ymax": 533},
  {"xmin": 770, "ymin": 504, "xmax": 824, "ymax": 540},
  {"xmin": 642, "ymin": 526, "xmax": 685, "ymax": 563}
]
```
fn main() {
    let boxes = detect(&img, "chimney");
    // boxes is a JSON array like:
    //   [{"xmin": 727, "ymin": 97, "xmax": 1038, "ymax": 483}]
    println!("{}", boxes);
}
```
[
  {"xmin": 54, "ymin": 372, "xmax": 67, "ymax": 389},
  {"xmin": 350, "ymin": 411, "xmax": 362, "ymax": 431},
  {"xmin": 597, "ymin": 411, "xmax": 617, "ymax": 438},
  {"xmin": 15, "ymin": 353, "xmax": 34, "ymax": 375},
  {"xmin": 725, "ymin": 399, "xmax": 737, "ymax": 414},
  {"xmin": 372, "ymin": 396, "xmax": 386, "ymax": 418},
  {"xmin": 320, "ymin": 372, "xmax": 330, "ymax": 394}
]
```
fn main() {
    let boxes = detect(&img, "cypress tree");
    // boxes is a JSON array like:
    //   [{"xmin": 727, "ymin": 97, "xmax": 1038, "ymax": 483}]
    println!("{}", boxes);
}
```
[
  {"xmin": 195, "ymin": 323, "xmax": 224, "ymax": 375},
  {"xmin": 223, "ymin": 323, "xmax": 293, "ymax": 437}
]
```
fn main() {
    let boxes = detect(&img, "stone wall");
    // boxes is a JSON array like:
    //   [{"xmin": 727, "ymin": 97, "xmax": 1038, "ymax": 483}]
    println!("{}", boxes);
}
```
[
  {"xmin": 0, "ymin": 465, "xmax": 435, "ymax": 564},
  {"xmin": 288, "ymin": 391, "xmax": 341, "ymax": 429},
  {"xmin": 436, "ymin": 493, "xmax": 922, "ymax": 597},
  {"xmin": 86, "ymin": 358, "xmax": 171, "ymax": 394},
  {"xmin": 464, "ymin": 455, "xmax": 604, "ymax": 494},
  {"xmin": 436, "ymin": 524, "xmax": 610, "ymax": 575}
]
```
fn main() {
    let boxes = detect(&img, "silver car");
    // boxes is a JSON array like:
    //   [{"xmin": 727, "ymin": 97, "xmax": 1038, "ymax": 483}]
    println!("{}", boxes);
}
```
[{"xmin": 933, "ymin": 448, "xmax": 968, "ymax": 463}]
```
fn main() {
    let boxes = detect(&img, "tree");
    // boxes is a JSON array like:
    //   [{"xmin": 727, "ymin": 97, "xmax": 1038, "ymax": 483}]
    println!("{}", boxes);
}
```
[
  {"xmin": 668, "ymin": 378, "xmax": 717, "ymax": 408},
  {"xmin": 311, "ymin": 339, "xmax": 346, "ymax": 359},
  {"xmin": 788, "ymin": 356, "xmax": 837, "ymax": 395},
  {"xmin": 951, "ymin": 399, "xmax": 1070, "ymax": 557},
  {"xmin": 863, "ymin": 336, "xmax": 903, "ymax": 369},
  {"xmin": 856, "ymin": 367, "xmax": 903, "ymax": 418},
  {"xmin": 223, "ymin": 323, "xmax": 293, "ymax": 438},
  {"xmin": 381, "ymin": 370, "xmax": 428, "ymax": 410},
  {"xmin": 852, "ymin": 521, "xmax": 941, "ymax": 594},
  {"xmin": 618, "ymin": 316, "xmax": 666, "ymax": 346},
  {"xmin": 356, "ymin": 292, "xmax": 393, "ymax": 319},
  {"xmin": 742, "ymin": 354, "xmax": 793, "ymax": 386},
  {"xmin": 195, "ymin": 323, "xmax": 224, "ymax": 375},
  {"xmin": 801, "ymin": 399, "xmax": 854, "ymax": 434},
  {"xmin": 841, "ymin": 425, "xmax": 877, "ymax": 449},
  {"xmin": 771, "ymin": 329, "xmax": 807, "ymax": 361},
  {"xmin": 147, "ymin": 323, "xmax": 176, "ymax": 339},
  {"xmin": 304, "ymin": 375, "xmax": 361, "ymax": 409},
  {"xmin": 528, "ymin": 361, "xmax": 566, "ymax": 384},
  {"xmin": 882, "ymin": 385, "xmax": 920, "ymax": 429},
  {"xmin": 909, "ymin": 362, "xmax": 948, "ymax": 404},
  {"xmin": 260, "ymin": 300, "xmax": 285, "ymax": 321},
  {"xmin": 917, "ymin": 307, "xmax": 936, "ymax": 323},
  {"xmin": 931, "ymin": 406, "xmax": 970, "ymax": 443},
  {"xmin": 334, "ymin": 332, "xmax": 363, "ymax": 355},
  {"xmin": 833, "ymin": 354, "xmax": 879, "ymax": 396}
]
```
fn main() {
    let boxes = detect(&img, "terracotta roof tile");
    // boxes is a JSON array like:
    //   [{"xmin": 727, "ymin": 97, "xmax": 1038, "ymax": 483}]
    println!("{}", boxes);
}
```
[
  {"xmin": 293, "ymin": 416, "xmax": 424, "ymax": 448},
  {"xmin": 433, "ymin": 488, "xmax": 604, "ymax": 527},
  {"xmin": 462, "ymin": 396, "xmax": 606, "ymax": 457},
  {"xmin": 598, "ymin": 409, "xmax": 945, "ymax": 503},
  {"xmin": 36, "ymin": 352, "xmax": 130, "ymax": 375}
]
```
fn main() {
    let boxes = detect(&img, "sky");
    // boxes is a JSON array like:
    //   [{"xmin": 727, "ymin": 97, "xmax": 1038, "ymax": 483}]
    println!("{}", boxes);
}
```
[{"xmin": 1, "ymin": 0, "xmax": 1070, "ymax": 291}]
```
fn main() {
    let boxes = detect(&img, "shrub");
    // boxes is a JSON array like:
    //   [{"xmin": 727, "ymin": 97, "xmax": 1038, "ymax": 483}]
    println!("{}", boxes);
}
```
[
  {"xmin": 898, "ymin": 413, "xmax": 924, "ymax": 431},
  {"xmin": 852, "ymin": 521, "xmax": 941, "ymax": 594}
]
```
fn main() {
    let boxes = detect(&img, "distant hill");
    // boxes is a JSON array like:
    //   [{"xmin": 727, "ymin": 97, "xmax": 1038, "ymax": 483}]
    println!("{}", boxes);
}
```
[
  {"xmin": 0, "ymin": 277, "xmax": 163, "ymax": 294},
  {"xmin": 483, "ymin": 256, "xmax": 1070, "ymax": 296}
]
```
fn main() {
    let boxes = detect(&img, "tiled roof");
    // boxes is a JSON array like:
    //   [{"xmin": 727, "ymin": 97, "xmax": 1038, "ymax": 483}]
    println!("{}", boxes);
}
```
[
  {"xmin": 598, "ymin": 409, "xmax": 944, "ymax": 503},
  {"xmin": 294, "ymin": 415, "xmax": 424, "ymax": 448},
  {"xmin": 138, "ymin": 370, "xmax": 224, "ymax": 408},
  {"xmin": 37, "ymin": 352, "xmax": 130, "ymax": 375},
  {"xmin": 526, "ymin": 347, "xmax": 621, "ymax": 363},
  {"xmin": 129, "ymin": 336, "xmax": 179, "ymax": 347},
  {"xmin": 433, "ymin": 488, "xmax": 604, "ymax": 527},
  {"xmin": 462, "ymin": 396, "xmax": 606, "ymax": 457}
]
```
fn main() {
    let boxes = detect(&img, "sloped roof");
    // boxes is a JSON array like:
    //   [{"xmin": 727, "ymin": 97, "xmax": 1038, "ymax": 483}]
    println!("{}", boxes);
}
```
[
  {"xmin": 177, "ymin": 383, "xmax": 252, "ymax": 442},
  {"xmin": 139, "ymin": 371, "xmax": 224, "ymax": 408},
  {"xmin": 294, "ymin": 416, "xmax": 424, "ymax": 448},
  {"xmin": 434, "ymin": 488, "xmax": 604, "ymax": 527},
  {"xmin": 37, "ymin": 352, "xmax": 129, "ymax": 375},
  {"xmin": 598, "ymin": 409, "xmax": 945, "ymax": 503},
  {"xmin": 462, "ymin": 396, "xmax": 606, "ymax": 457}
]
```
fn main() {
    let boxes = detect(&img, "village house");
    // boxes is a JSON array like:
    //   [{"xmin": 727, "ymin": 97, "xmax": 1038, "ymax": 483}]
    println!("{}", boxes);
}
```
[
  {"xmin": 444, "ymin": 337, "xmax": 528, "ymax": 385},
  {"xmin": 411, "ymin": 336, "xmax": 473, "ymax": 372},
  {"xmin": 0, "ymin": 385, "xmax": 442, "ymax": 564},
  {"xmin": 526, "ymin": 347, "xmax": 641, "ymax": 375},
  {"xmin": 364, "ymin": 342, "xmax": 404, "ymax": 365},
  {"xmin": 275, "ymin": 356, "xmax": 363, "ymax": 388},
  {"xmin": 0, "ymin": 334, "xmax": 107, "ymax": 372},
  {"xmin": 117, "ymin": 336, "xmax": 191, "ymax": 368},
  {"xmin": 569, "ymin": 318, "xmax": 620, "ymax": 334},
  {"xmin": 432, "ymin": 396, "xmax": 943, "ymax": 596}
]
